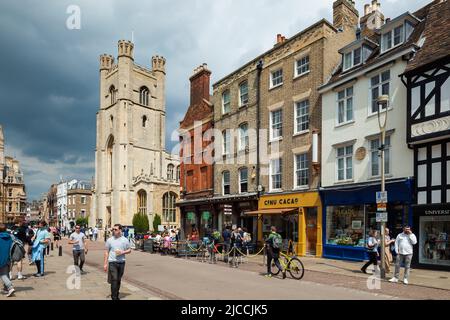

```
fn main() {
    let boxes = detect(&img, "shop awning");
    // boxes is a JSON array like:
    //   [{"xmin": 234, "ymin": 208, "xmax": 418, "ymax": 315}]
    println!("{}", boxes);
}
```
[{"xmin": 244, "ymin": 208, "xmax": 299, "ymax": 216}]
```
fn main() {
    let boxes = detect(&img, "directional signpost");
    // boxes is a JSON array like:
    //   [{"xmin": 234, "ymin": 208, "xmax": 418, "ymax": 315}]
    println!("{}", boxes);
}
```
[
  {"xmin": 224, "ymin": 204, "xmax": 233, "ymax": 215},
  {"xmin": 376, "ymin": 191, "xmax": 388, "ymax": 222}
]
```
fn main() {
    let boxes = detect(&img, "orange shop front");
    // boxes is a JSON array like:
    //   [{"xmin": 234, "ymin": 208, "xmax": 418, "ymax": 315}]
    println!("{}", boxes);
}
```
[{"xmin": 246, "ymin": 192, "xmax": 323, "ymax": 257}]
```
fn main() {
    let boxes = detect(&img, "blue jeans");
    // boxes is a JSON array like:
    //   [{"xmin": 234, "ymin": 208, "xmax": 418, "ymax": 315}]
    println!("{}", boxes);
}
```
[
  {"xmin": 35, "ymin": 249, "xmax": 45, "ymax": 275},
  {"xmin": 0, "ymin": 265, "xmax": 12, "ymax": 290}
]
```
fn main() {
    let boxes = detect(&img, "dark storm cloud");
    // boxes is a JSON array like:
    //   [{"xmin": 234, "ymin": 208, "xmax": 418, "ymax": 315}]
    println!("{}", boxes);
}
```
[{"xmin": 0, "ymin": 0, "xmax": 430, "ymax": 200}]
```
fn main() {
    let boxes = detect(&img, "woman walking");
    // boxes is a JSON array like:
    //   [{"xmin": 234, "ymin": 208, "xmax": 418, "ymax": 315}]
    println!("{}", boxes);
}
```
[
  {"xmin": 384, "ymin": 228, "xmax": 395, "ymax": 274},
  {"xmin": 361, "ymin": 230, "xmax": 380, "ymax": 274}
]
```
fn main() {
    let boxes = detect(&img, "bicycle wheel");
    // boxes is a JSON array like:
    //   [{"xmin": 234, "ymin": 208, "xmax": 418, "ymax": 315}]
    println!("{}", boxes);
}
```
[
  {"xmin": 287, "ymin": 257, "xmax": 305, "ymax": 280},
  {"xmin": 271, "ymin": 256, "xmax": 289, "ymax": 276}
]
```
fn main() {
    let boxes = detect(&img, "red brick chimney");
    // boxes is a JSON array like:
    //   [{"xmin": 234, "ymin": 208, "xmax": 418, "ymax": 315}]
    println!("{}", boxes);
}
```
[
  {"xmin": 189, "ymin": 63, "xmax": 211, "ymax": 107},
  {"xmin": 277, "ymin": 34, "xmax": 282, "ymax": 44}
]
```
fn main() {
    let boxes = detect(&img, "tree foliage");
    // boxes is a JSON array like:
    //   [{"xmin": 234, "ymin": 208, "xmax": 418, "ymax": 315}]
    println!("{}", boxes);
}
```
[
  {"xmin": 153, "ymin": 213, "xmax": 161, "ymax": 232},
  {"xmin": 76, "ymin": 216, "xmax": 89, "ymax": 227},
  {"xmin": 132, "ymin": 212, "xmax": 150, "ymax": 234}
]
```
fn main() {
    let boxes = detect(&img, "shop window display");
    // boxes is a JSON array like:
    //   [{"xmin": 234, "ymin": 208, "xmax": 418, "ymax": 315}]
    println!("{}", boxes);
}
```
[
  {"xmin": 326, "ymin": 205, "xmax": 365, "ymax": 247},
  {"xmin": 419, "ymin": 216, "xmax": 450, "ymax": 266},
  {"xmin": 200, "ymin": 211, "xmax": 212, "ymax": 237},
  {"xmin": 185, "ymin": 212, "xmax": 197, "ymax": 238},
  {"xmin": 262, "ymin": 214, "xmax": 298, "ymax": 245}
]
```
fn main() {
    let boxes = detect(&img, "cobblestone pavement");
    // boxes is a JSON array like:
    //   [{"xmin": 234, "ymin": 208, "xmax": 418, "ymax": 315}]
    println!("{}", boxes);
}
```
[
  {"xmin": 2, "ymin": 238, "xmax": 449, "ymax": 300},
  {"xmin": 0, "ymin": 246, "xmax": 161, "ymax": 300}
]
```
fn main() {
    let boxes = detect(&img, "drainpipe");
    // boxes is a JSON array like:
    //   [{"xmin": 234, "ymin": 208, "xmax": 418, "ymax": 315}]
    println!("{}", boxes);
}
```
[{"xmin": 256, "ymin": 60, "xmax": 263, "ymax": 199}]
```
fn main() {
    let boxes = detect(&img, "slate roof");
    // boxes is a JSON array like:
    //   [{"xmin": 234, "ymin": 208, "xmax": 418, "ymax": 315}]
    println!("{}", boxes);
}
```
[{"xmin": 320, "ymin": 0, "xmax": 448, "ymax": 89}]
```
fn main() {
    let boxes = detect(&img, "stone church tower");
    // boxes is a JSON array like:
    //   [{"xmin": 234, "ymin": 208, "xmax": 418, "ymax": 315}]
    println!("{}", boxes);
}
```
[{"xmin": 92, "ymin": 40, "xmax": 180, "ymax": 231}]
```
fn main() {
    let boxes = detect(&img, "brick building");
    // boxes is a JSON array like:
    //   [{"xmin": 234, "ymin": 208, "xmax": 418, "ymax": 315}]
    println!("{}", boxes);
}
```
[
  {"xmin": 177, "ymin": 64, "xmax": 215, "ymax": 238},
  {"xmin": 67, "ymin": 181, "xmax": 93, "ymax": 221},
  {"xmin": 212, "ymin": 0, "xmax": 358, "ymax": 255}
]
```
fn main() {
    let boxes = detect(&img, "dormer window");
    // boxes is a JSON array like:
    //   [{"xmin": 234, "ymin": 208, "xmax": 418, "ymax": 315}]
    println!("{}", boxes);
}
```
[
  {"xmin": 380, "ymin": 14, "xmax": 418, "ymax": 53},
  {"xmin": 343, "ymin": 47, "xmax": 362, "ymax": 71},
  {"xmin": 381, "ymin": 25, "xmax": 404, "ymax": 52}
]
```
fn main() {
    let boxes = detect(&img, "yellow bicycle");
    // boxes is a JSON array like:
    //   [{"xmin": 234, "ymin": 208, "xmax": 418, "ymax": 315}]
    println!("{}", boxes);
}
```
[{"xmin": 271, "ymin": 251, "xmax": 305, "ymax": 280}]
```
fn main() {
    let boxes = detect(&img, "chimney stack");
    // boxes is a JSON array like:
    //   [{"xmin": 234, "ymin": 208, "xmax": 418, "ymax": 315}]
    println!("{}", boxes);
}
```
[
  {"xmin": 189, "ymin": 63, "xmax": 211, "ymax": 107},
  {"xmin": 333, "ymin": 0, "xmax": 359, "ymax": 30},
  {"xmin": 277, "ymin": 34, "xmax": 282, "ymax": 44},
  {"xmin": 360, "ymin": 0, "xmax": 385, "ymax": 38}
]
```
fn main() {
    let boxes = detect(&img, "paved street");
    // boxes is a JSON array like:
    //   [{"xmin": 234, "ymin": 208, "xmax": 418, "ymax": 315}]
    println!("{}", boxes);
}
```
[
  {"xmin": 3, "ymin": 238, "xmax": 450, "ymax": 300},
  {"xmin": 0, "ymin": 244, "xmax": 159, "ymax": 300}
]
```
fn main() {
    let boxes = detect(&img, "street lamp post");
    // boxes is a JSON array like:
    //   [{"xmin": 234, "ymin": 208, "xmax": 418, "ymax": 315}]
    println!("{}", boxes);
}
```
[{"xmin": 377, "ymin": 94, "xmax": 389, "ymax": 280}]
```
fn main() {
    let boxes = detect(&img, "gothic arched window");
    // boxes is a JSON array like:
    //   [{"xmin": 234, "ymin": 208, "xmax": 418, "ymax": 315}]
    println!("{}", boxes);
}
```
[
  {"xmin": 167, "ymin": 164, "xmax": 174, "ymax": 181},
  {"xmin": 140, "ymin": 86, "xmax": 149, "ymax": 106},
  {"xmin": 162, "ymin": 192, "xmax": 177, "ymax": 223},
  {"xmin": 137, "ymin": 189, "xmax": 147, "ymax": 215},
  {"xmin": 109, "ymin": 85, "xmax": 116, "ymax": 105}
]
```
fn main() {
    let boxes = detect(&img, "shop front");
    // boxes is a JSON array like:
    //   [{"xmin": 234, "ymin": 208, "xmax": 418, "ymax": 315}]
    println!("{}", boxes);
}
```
[
  {"xmin": 178, "ymin": 200, "xmax": 216, "ymax": 240},
  {"xmin": 320, "ymin": 178, "xmax": 413, "ymax": 261},
  {"xmin": 246, "ymin": 191, "xmax": 322, "ymax": 257},
  {"xmin": 178, "ymin": 194, "xmax": 258, "ymax": 240},
  {"xmin": 413, "ymin": 204, "xmax": 450, "ymax": 271},
  {"xmin": 213, "ymin": 194, "xmax": 258, "ymax": 235}
]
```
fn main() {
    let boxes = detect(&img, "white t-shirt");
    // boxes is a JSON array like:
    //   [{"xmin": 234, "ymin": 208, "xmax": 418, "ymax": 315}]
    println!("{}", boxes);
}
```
[
  {"xmin": 70, "ymin": 232, "xmax": 86, "ymax": 251},
  {"xmin": 395, "ymin": 232, "xmax": 417, "ymax": 255}
]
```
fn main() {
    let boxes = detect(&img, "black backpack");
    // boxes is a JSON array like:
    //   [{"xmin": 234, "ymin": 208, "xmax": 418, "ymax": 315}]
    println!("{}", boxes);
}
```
[{"xmin": 10, "ymin": 237, "xmax": 26, "ymax": 263}]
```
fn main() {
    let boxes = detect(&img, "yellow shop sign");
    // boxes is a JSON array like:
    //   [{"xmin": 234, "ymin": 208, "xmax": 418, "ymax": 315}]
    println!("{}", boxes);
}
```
[
  {"xmin": 262, "ymin": 197, "xmax": 300, "ymax": 207},
  {"xmin": 259, "ymin": 192, "xmax": 320, "ymax": 209}
]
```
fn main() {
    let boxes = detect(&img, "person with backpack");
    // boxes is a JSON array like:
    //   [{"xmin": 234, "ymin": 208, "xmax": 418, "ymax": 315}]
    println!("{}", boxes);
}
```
[
  {"xmin": 265, "ymin": 226, "xmax": 285, "ymax": 279},
  {"xmin": 230, "ymin": 227, "xmax": 243, "ymax": 268},
  {"xmin": 0, "ymin": 223, "xmax": 15, "ymax": 297},
  {"xmin": 53, "ymin": 227, "xmax": 61, "ymax": 248},
  {"xmin": 11, "ymin": 221, "xmax": 28, "ymax": 280},
  {"xmin": 209, "ymin": 229, "xmax": 221, "ymax": 264},
  {"xmin": 242, "ymin": 227, "xmax": 252, "ymax": 253},
  {"xmin": 361, "ymin": 230, "xmax": 380, "ymax": 274},
  {"xmin": 222, "ymin": 226, "xmax": 232, "ymax": 263},
  {"xmin": 31, "ymin": 220, "xmax": 51, "ymax": 277},
  {"xmin": 26, "ymin": 225, "xmax": 34, "ymax": 264}
]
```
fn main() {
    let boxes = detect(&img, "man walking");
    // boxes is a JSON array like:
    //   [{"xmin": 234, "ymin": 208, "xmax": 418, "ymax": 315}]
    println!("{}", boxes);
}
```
[
  {"xmin": 104, "ymin": 224, "xmax": 131, "ymax": 300},
  {"xmin": 389, "ymin": 225, "xmax": 417, "ymax": 285},
  {"xmin": 0, "ymin": 224, "xmax": 15, "ymax": 297},
  {"xmin": 265, "ymin": 226, "xmax": 286, "ymax": 279},
  {"xmin": 69, "ymin": 225, "xmax": 88, "ymax": 274},
  {"xmin": 93, "ymin": 226, "xmax": 98, "ymax": 241},
  {"xmin": 31, "ymin": 220, "xmax": 51, "ymax": 277},
  {"xmin": 222, "ymin": 226, "xmax": 231, "ymax": 263},
  {"xmin": 11, "ymin": 220, "xmax": 28, "ymax": 280}
]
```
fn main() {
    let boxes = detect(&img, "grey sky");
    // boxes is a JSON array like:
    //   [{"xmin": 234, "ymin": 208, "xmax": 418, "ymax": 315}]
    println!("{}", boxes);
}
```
[{"xmin": 0, "ymin": 0, "xmax": 429, "ymax": 200}]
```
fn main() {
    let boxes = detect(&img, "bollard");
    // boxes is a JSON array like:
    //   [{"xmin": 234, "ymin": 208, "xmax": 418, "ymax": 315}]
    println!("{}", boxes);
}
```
[
  {"xmin": 46, "ymin": 245, "xmax": 50, "ymax": 255},
  {"xmin": 58, "ymin": 245, "xmax": 63, "ymax": 256},
  {"xmin": 51, "ymin": 242, "xmax": 54, "ymax": 251}
]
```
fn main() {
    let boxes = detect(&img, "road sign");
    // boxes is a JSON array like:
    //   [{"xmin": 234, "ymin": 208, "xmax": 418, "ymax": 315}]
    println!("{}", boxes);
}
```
[
  {"xmin": 376, "ymin": 191, "xmax": 388, "ymax": 204},
  {"xmin": 377, "ymin": 203, "xmax": 387, "ymax": 211},
  {"xmin": 376, "ymin": 212, "xmax": 388, "ymax": 222}
]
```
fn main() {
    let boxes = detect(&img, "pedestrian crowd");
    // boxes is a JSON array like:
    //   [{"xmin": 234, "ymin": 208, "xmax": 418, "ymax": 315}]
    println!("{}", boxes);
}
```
[
  {"xmin": 0, "ymin": 219, "xmax": 113, "ymax": 299},
  {"xmin": 360, "ymin": 225, "xmax": 417, "ymax": 285}
]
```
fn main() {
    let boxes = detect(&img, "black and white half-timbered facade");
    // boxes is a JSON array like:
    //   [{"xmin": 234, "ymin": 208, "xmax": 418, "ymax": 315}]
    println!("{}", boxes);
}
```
[{"xmin": 401, "ymin": 0, "xmax": 450, "ymax": 270}]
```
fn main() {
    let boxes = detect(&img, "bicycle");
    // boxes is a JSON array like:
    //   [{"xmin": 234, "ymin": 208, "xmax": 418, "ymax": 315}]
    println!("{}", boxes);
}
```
[{"xmin": 271, "ymin": 250, "xmax": 305, "ymax": 280}]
